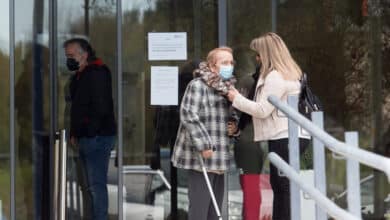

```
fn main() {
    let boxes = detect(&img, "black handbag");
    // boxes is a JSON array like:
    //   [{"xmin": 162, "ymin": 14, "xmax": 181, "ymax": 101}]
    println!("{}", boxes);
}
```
[{"xmin": 298, "ymin": 73, "xmax": 323, "ymax": 119}]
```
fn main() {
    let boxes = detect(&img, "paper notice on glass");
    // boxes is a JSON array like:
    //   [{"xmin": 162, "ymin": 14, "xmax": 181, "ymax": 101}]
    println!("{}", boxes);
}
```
[
  {"xmin": 148, "ymin": 32, "xmax": 187, "ymax": 60},
  {"xmin": 151, "ymin": 66, "xmax": 179, "ymax": 105}
]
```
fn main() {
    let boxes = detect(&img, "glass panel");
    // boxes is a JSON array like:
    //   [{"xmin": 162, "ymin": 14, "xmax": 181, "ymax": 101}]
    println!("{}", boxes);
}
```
[
  {"xmin": 121, "ymin": 0, "xmax": 218, "ymax": 219},
  {"xmin": 228, "ymin": 0, "xmax": 390, "ymax": 219},
  {"xmin": 57, "ymin": 0, "xmax": 119, "ymax": 219},
  {"xmin": 14, "ymin": 0, "xmax": 50, "ymax": 219},
  {"xmin": 275, "ymin": 0, "xmax": 390, "ymax": 218},
  {"xmin": 227, "ymin": 1, "xmax": 272, "ymax": 219},
  {"xmin": 0, "ymin": 1, "xmax": 10, "ymax": 219}
]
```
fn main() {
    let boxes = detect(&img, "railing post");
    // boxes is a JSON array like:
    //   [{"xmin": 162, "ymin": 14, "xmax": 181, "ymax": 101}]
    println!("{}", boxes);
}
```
[
  {"xmin": 312, "ymin": 111, "xmax": 328, "ymax": 220},
  {"xmin": 287, "ymin": 95, "xmax": 301, "ymax": 220},
  {"xmin": 268, "ymin": 95, "xmax": 390, "ymax": 182},
  {"xmin": 345, "ymin": 132, "xmax": 362, "ymax": 219},
  {"xmin": 268, "ymin": 153, "xmax": 360, "ymax": 220}
]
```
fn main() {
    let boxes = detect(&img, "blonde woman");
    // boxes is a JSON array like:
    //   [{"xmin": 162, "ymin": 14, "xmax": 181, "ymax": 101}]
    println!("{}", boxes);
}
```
[{"xmin": 227, "ymin": 32, "xmax": 310, "ymax": 220}]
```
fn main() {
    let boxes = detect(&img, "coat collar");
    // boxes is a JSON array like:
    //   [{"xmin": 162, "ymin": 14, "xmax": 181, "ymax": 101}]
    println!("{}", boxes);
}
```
[{"xmin": 256, "ymin": 76, "xmax": 265, "ymax": 88}]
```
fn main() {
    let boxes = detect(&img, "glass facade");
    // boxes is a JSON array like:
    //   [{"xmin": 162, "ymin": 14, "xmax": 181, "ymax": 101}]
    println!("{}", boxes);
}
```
[
  {"xmin": 14, "ymin": 0, "xmax": 50, "ymax": 219},
  {"xmin": 0, "ymin": 0, "xmax": 389, "ymax": 219},
  {"xmin": 227, "ymin": 1, "xmax": 390, "ymax": 219},
  {"xmin": 272, "ymin": 1, "xmax": 390, "ymax": 218},
  {"xmin": 0, "ymin": 1, "xmax": 10, "ymax": 219}
]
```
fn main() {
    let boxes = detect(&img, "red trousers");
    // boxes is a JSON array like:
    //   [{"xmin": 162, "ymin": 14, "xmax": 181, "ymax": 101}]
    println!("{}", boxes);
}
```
[{"xmin": 240, "ymin": 174, "xmax": 261, "ymax": 220}]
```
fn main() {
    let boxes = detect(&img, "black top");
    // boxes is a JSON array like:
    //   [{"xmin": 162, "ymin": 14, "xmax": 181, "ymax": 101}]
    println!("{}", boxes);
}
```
[
  {"xmin": 69, "ymin": 62, "xmax": 116, "ymax": 138},
  {"xmin": 238, "ymin": 67, "xmax": 260, "ymax": 130},
  {"xmin": 234, "ymin": 66, "xmax": 264, "ymax": 174}
]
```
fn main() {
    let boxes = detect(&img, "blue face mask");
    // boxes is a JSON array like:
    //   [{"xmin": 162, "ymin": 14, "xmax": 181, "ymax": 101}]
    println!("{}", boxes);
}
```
[{"xmin": 219, "ymin": 65, "xmax": 234, "ymax": 80}]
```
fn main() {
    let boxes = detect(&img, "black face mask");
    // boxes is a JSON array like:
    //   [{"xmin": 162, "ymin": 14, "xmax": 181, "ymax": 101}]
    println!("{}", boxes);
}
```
[{"xmin": 66, "ymin": 58, "xmax": 80, "ymax": 71}]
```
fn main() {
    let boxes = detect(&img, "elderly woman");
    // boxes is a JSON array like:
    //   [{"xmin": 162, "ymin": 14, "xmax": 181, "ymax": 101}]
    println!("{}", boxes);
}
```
[{"xmin": 171, "ymin": 47, "xmax": 238, "ymax": 220}]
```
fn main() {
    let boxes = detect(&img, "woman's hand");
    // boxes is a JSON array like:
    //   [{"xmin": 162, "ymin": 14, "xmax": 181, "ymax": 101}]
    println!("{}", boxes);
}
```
[
  {"xmin": 227, "ymin": 87, "xmax": 239, "ymax": 102},
  {"xmin": 227, "ymin": 121, "xmax": 238, "ymax": 136}
]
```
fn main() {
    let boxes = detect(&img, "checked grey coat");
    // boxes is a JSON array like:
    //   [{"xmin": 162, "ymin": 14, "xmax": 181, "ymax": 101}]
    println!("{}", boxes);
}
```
[{"xmin": 171, "ymin": 77, "xmax": 236, "ymax": 172}]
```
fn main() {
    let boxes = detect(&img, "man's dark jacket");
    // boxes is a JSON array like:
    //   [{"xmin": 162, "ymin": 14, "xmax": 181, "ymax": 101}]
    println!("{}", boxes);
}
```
[{"xmin": 69, "ymin": 59, "xmax": 116, "ymax": 138}]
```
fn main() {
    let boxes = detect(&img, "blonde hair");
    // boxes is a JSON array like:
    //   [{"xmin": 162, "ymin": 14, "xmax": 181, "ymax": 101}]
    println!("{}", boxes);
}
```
[
  {"xmin": 250, "ymin": 32, "xmax": 302, "ymax": 80},
  {"xmin": 206, "ymin": 46, "xmax": 233, "ymax": 66}
]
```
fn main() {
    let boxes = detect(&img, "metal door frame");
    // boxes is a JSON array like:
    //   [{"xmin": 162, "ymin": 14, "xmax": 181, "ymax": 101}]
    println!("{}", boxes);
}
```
[
  {"xmin": 9, "ymin": 0, "xmax": 15, "ymax": 219},
  {"xmin": 49, "ymin": 0, "xmax": 58, "ymax": 218}
]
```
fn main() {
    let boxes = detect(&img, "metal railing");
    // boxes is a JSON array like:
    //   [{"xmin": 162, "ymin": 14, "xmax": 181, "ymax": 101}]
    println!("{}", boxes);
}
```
[
  {"xmin": 267, "ymin": 95, "xmax": 390, "ymax": 220},
  {"xmin": 268, "ymin": 153, "xmax": 359, "ymax": 220}
]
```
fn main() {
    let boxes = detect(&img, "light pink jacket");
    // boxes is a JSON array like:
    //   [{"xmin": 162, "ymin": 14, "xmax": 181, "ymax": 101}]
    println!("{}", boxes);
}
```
[{"xmin": 232, "ymin": 70, "xmax": 301, "ymax": 141}]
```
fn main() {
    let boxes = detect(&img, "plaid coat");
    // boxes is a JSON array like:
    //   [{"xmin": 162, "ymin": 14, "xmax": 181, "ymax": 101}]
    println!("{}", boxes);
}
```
[{"xmin": 171, "ymin": 78, "xmax": 235, "ymax": 171}]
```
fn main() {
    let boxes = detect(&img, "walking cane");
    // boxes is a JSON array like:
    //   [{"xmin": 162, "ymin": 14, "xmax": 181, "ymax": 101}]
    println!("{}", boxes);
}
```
[{"xmin": 197, "ymin": 153, "xmax": 223, "ymax": 220}]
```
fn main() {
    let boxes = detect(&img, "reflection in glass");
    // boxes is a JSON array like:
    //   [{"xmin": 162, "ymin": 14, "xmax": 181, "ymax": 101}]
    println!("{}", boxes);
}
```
[
  {"xmin": 227, "ymin": 0, "xmax": 390, "ymax": 219},
  {"xmin": 275, "ymin": 1, "xmax": 390, "ymax": 218},
  {"xmin": 14, "ymin": 0, "xmax": 50, "ymax": 219},
  {"xmin": 227, "ymin": 1, "xmax": 272, "ymax": 219},
  {"xmin": 0, "ymin": 1, "xmax": 10, "ymax": 219},
  {"xmin": 58, "ymin": 0, "xmax": 119, "ymax": 219}
]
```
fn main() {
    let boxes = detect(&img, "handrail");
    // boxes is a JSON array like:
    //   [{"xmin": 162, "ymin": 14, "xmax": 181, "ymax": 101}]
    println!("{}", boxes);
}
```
[
  {"xmin": 268, "ymin": 153, "xmax": 359, "ymax": 220},
  {"xmin": 268, "ymin": 95, "xmax": 390, "ymax": 182}
]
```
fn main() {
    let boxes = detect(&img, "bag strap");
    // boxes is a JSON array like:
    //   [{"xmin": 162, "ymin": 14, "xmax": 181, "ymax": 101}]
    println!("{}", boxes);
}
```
[
  {"xmin": 299, "ymin": 73, "xmax": 308, "ymax": 99},
  {"xmin": 300, "ymin": 73, "xmax": 308, "ymax": 87}
]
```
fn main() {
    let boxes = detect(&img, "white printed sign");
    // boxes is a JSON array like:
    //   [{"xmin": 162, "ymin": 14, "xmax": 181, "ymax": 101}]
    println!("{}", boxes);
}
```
[
  {"xmin": 148, "ymin": 32, "xmax": 187, "ymax": 60},
  {"xmin": 150, "ymin": 66, "xmax": 178, "ymax": 105}
]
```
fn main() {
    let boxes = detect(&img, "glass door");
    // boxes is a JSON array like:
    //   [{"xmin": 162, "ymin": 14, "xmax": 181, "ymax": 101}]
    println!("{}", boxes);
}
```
[
  {"xmin": 57, "ymin": 0, "xmax": 119, "ymax": 219},
  {"xmin": 226, "ymin": 1, "xmax": 273, "ymax": 219},
  {"xmin": 120, "ymin": 1, "xmax": 219, "ymax": 219},
  {"xmin": 5, "ymin": 0, "xmax": 121, "ymax": 219}
]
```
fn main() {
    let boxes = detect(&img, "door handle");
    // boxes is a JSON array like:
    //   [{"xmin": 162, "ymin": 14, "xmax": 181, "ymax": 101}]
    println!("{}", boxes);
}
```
[
  {"xmin": 59, "ymin": 129, "xmax": 67, "ymax": 220},
  {"xmin": 53, "ymin": 129, "xmax": 67, "ymax": 220},
  {"xmin": 53, "ymin": 138, "xmax": 60, "ymax": 220}
]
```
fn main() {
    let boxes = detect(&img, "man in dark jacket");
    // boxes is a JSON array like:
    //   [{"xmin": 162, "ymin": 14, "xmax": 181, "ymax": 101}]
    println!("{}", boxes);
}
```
[{"xmin": 64, "ymin": 38, "xmax": 116, "ymax": 220}]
